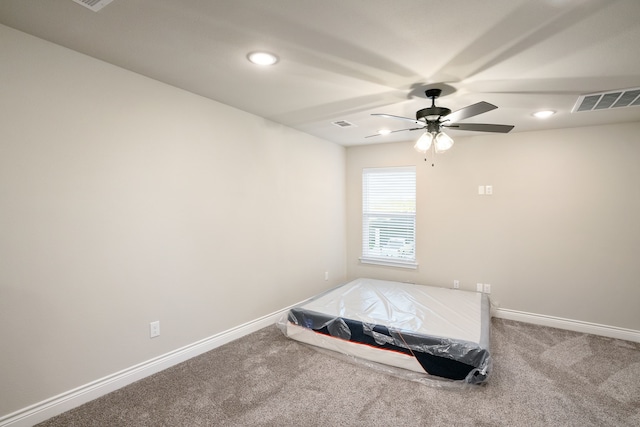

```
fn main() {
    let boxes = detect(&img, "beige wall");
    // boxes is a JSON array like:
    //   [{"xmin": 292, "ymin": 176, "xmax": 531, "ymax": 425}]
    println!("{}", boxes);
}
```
[
  {"xmin": 347, "ymin": 123, "xmax": 640, "ymax": 331},
  {"xmin": 0, "ymin": 25, "xmax": 346, "ymax": 416},
  {"xmin": 2, "ymin": 21, "xmax": 640, "ymax": 419}
]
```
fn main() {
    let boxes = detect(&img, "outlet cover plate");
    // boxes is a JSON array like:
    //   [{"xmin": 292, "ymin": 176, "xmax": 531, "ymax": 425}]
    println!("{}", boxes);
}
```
[{"xmin": 150, "ymin": 321, "xmax": 160, "ymax": 338}]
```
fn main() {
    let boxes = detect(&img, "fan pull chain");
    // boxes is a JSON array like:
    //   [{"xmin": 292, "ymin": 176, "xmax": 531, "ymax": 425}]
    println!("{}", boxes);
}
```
[
  {"xmin": 431, "ymin": 141, "xmax": 436, "ymax": 167},
  {"xmin": 422, "ymin": 140, "xmax": 435, "ymax": 166}
]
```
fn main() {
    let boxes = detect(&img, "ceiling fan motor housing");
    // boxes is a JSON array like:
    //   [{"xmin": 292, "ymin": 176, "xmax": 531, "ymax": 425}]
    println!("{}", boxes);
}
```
[
  {"xmin": 416, "ymin": 88, "xmax": 451, "ymax": 122},
  {"xmin": 416, "ymin": 106, "xmax": 451, "ymax": 121}
]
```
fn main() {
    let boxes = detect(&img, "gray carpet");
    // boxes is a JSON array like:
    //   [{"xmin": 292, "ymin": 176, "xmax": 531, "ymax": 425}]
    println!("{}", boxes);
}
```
[{"xmin": 38, "ymin": 318, "xmax": 640, "ymax": 426}]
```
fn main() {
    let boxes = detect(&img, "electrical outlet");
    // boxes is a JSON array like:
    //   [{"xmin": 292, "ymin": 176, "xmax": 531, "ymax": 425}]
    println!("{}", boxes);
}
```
[
  {"xmin": 485, "ymin": 185, "xmax": 493, "ymax": 195},
  {"xmin": 476, "ymin": 283, "xmax": 483, "ymax": 292},
  {"xmin": 150, "ymin": 321, "xmax": 160, "ymax": 338},
  {"xmin": 483, "ymin": 283, "xmax": 491, "ymax": 294},
  {"xmin": 324, "ymin": 271, "xmax": 329, "ymax": 281},
  {"xmin": 453, "ymin": 280, "xmax": 460, "ymax": 289}
]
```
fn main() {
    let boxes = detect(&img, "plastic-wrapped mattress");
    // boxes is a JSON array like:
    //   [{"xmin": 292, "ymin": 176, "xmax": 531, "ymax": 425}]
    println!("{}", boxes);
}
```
[{"xmin": 278, "ymin": 278, "xmax": 492, "ymax": 385}]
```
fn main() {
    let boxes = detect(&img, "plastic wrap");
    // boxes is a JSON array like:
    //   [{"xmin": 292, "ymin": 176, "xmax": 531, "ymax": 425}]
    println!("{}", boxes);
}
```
[{"xmin": 276, "ymin": 278, "xmax": 492, "ymax": 388}]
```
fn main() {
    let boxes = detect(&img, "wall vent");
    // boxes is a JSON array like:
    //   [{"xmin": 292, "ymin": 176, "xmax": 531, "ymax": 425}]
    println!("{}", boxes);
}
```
[
  {"xmin": 331, "ymin": 120, "xmax": 357, "ymax": 128},
  {"xmin": 71, "ymin": 0, "xmax": 115, "ymax": 12},
  {"xmin": 572, "ymin": 87, "xmax": 640, "ymax": 113}
]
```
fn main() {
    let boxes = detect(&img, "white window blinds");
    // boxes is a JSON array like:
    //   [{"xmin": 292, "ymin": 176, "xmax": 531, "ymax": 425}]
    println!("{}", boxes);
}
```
[{"xmin": 362, "ymin": 166, "xmax": 416, "ymax": 267}]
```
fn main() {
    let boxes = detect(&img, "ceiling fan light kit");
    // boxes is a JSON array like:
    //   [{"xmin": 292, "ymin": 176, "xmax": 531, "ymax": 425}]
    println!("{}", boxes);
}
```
[
  {"xmin": 414, "ymin": 132, "xmax": 433, "ymax": 153},
  {"xmin": 435, "ymin": 131, "xmax": 454, "ymax": 152},
  {"xmin": 414, "ymin": 130, "xmax": 454, "ymax": 154},
  {"xmin": 371, "ymin": 87, "xmax": 514, "ymax": 157}
]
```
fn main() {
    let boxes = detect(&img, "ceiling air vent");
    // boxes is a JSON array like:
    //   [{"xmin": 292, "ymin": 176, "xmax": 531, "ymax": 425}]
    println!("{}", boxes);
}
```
[
  {"xmin": 572, "ymin": 88, "xmax": 640, "ymax": 113},
  {"xmin": 331, "ymin": 120, "xmax": 357, "ymax": 128},
  {"xmin": 71, "ymin": 0, "xmax": 115, "ymax": 12}
]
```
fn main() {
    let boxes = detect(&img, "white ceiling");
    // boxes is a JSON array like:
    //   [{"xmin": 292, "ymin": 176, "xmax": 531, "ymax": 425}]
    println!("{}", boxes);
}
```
[{"xmin": 1, "ymin": 0, "xmax": 640, "ymax": 146}]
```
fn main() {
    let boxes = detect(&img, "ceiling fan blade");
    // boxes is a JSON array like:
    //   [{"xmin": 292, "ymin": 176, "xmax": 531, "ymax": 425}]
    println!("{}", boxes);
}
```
[
  {"xmin": 364, "ymin": 127, "xmax": 425, "ymax": 138},
  {"xmin": 372, "ymin": 113, "xmax": 424, "ymax": 126},
  {"xmin": 445, "ymin": 101, "xmax": 497, "ymax": 123},
  {"xmin": 443, "ymin": 123, "xmax": 515, "ymax": 133}
]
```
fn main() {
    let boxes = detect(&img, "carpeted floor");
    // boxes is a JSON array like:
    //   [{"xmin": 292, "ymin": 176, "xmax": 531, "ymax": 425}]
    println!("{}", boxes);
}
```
[{"xmin": 37, "ymin": 318, "xmax": 640, "ymax": 426}]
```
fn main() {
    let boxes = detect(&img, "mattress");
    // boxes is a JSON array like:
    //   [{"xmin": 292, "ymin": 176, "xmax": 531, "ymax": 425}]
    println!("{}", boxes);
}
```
[{"xmin": 279, "ymin": 278, "xmax": 492, "ymax": 385}]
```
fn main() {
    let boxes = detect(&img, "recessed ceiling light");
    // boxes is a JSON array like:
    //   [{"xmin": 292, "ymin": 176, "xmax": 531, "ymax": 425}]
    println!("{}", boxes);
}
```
[
  {"xmin": 533, "ymin": 110, "xmax": 555, "ymax": 119},
  {"xmin": 378, "ymin": 129, "xmax": 392, "ymax": 135},
  {"xmin": 247, "ymin": 51, "xmax": 279, "ymax": 66}
]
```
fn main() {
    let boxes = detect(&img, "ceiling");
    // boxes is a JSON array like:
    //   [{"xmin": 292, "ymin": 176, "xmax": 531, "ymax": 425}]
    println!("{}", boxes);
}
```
[{"xmin": 1, "ymin": 0, "xmax": 640, "ymax": 146}]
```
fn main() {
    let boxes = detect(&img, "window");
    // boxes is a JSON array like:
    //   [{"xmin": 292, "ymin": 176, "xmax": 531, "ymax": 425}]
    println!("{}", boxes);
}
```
[{"xmin": 361, "ymin": 166, "xmax": 417, "ymax": 268}]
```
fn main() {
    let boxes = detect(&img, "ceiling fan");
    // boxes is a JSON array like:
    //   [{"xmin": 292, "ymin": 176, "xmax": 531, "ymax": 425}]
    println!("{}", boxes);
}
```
[{"xmin": 368, "ymin": 88, "xmax": 514, "ymax": 153}]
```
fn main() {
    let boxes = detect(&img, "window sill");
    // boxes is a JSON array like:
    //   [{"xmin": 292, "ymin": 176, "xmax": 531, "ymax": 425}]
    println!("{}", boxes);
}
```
[{"xmin": 359, "ymin": 257, "xmax": 418, "ymax": 269}]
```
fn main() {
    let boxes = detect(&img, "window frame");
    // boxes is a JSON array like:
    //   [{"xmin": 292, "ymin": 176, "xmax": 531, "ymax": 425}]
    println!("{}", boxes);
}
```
[{"xmin": 360, "ymin": 166, "xmax": 418, "ymax": 269}]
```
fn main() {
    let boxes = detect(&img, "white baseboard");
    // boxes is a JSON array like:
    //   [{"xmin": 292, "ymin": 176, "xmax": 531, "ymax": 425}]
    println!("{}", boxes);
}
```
[
  {"xmin": 3, "ymin": 304, "xmax": 638, "ymax": 427},
  {"xmin": 0, "ymin": 305, "xmax": 294, "ymax": 427},
  {"xmin": 495, "ymin": 308, "xmax": 640, "ymax": 343}
]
